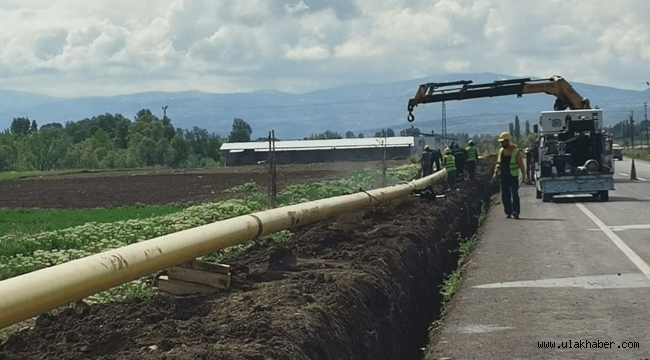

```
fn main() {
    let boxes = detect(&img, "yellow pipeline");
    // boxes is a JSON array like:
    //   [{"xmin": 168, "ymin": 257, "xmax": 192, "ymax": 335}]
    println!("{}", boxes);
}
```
[{"xmin": 0, "ymin": 169, "xmax": 446, "ymax": 329}]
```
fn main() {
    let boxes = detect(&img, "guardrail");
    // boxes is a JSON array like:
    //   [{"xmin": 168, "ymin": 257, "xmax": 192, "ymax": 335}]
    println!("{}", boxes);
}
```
[{"xmin": 0, "ymin": 170, "xmax": 446, "ymax": 329}]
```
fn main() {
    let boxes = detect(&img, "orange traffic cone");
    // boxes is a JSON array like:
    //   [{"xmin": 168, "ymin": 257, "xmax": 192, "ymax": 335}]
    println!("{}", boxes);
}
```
[{"xmin": 631, "ymin": 158, "xmax": 638, "ymax": 180}]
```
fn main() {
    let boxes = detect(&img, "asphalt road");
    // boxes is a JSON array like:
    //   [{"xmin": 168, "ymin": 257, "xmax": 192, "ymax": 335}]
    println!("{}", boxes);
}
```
[{"xmin": 428, "ymin": 158, "xmax": 650, "ymax": 360}]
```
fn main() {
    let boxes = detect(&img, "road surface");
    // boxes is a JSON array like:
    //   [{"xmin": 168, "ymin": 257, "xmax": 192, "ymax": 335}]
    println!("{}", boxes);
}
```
[{"xmin": 429, "ymin": 158, "xmax": 650, "ymax": 360}]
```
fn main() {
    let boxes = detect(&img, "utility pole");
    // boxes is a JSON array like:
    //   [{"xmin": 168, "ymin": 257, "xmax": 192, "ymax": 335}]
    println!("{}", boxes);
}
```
[
  {"xmin": 441, "ymin": 101, "xmax": 447, "ymax": 146},
  {"xmin": 643, "ymin": 101, "xmax": 650, "ymax": 148},
  {"xmin": 630, "ymin": 111, "xmax": 635, "ymax": 149}
]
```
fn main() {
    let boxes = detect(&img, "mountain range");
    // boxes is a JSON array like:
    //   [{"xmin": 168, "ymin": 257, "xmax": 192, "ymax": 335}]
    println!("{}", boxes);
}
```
[{"xmin": 2, "ymin": 73, "xmax": 649, "ymax": 140}]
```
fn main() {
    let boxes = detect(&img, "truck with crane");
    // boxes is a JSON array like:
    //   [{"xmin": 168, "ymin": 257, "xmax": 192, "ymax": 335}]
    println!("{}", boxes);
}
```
[{"xmin": 407, "ymin": 76, "xmax": 615, "ymax": 202}]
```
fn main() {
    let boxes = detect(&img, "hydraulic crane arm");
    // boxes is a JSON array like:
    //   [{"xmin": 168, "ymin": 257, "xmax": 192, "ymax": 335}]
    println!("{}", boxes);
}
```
[{"xmin": 407, "ymin": 75, "xmax": 590, "ymax": 122}]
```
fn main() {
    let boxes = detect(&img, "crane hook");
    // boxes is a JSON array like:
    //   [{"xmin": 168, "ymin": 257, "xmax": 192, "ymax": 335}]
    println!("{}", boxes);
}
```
[{"xmin": 407, "ymin": 105, "xmax": 415, "ymax": 122}]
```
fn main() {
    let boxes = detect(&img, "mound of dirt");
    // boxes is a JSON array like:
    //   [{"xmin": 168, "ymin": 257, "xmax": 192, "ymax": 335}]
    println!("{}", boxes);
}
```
[{"xmin": 0, "ymin": 161, "xmax": 496, "ymax": 360}]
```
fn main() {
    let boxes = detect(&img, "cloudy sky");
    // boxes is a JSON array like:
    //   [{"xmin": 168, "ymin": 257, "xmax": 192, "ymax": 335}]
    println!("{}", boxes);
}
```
[{"xmin": 1, "ymin": 0, "xmax": 650, "ymax": 97}]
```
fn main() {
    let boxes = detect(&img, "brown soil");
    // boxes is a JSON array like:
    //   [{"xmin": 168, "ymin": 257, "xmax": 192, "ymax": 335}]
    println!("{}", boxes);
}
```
[
  {"xmin": 0, "ymin": 166, "xmax": 353, "ymax": 209},
  {"xmin": 0, "ymin": 161, "xmax": 496, "ymax": 360}
]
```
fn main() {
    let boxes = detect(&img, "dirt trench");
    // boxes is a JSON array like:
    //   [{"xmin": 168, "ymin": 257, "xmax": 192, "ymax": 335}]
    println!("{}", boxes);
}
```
[{"xmin": 0, "ymin": 161, "xmax": 495, "ymax": 360}]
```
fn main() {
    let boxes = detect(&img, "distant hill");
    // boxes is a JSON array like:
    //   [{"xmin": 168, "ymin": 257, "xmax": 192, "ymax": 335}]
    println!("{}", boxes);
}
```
[{"xmin": 1, "ymin": 73, "xmax": 648, "ymax": 139}]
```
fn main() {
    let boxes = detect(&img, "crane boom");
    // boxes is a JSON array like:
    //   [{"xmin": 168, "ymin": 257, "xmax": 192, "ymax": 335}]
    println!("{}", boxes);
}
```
[{"xmin": 407, "ymin": 75, "xmax": 590, "ymax": 122}]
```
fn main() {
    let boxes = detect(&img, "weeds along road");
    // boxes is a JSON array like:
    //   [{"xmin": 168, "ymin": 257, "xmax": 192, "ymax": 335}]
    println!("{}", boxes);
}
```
[{"xmin": 427, "ymin": 158, "xmax": 650, "ymax": 360}]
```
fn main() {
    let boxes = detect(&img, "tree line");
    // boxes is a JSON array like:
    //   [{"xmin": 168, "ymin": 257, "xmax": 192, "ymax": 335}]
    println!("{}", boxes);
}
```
[{"xmin": 0, "ymin": 111, "xmax": 255, "ymax": 172}]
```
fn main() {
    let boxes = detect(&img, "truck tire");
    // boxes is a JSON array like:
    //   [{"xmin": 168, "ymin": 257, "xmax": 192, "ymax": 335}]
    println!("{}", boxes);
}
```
[
  {"xmin": 598, "ymin": 191, "xmax": 609, "ymax": 202},
  {"xmin": 536, "ymin": 189, "xmax": 542, "ymax": 199},
  {"xmin": 542, "ymin": 193, "xmax": 553, "ymax": 202}
]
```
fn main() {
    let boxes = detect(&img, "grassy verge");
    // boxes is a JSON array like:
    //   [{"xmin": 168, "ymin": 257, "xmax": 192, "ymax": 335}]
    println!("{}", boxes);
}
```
[
  {"xmin": 428, "ymin": 199, "xmax": 490, "ymax": 336},
  {"xmin": 0, "ymin": 164, "xmax": 419, "ymax": 305},
  {"xmin": 622, "ymin": 148, "xmax": 650, "ymax": 162}
]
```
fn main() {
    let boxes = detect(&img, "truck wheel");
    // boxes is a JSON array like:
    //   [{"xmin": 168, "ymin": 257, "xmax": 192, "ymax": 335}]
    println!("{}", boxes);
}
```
[
  {"xmin": 536, "ymin": 189, "xmax": 542, "ymax": 199},
  {"xmin": 598, "ymin": 191, "xmax": 609, "ymax": 202},
  {"xmin": 542, "ymin": 193, "xmax": 553, "ymax": 202}
]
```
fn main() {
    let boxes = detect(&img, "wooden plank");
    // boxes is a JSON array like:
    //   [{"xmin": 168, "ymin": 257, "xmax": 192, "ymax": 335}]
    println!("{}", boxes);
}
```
[
  {"xmin": 178, "ymin": 259, "xmax": 230, "ymax": 274},
  {"xmin": 156, "ymin": 276, "xmax": 221, "ymax": 295},
  {"xmin": 167, "ymin": 267, "xmax": 231, "ymax": 289}
]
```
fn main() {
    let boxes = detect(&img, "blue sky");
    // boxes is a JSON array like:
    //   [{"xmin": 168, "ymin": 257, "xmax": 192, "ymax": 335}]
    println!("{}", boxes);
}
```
[{"xmin": 1, "ymin": 0, "xmax": 650, "ymax": 97}]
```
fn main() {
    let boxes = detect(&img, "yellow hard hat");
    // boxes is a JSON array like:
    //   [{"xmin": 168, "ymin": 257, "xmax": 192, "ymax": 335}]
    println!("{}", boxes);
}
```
[
  {"xmin": 498, "ymin": 132, "xmax": 511, "ymax": 142},
  {"xmin": 444, "ymin": 147, "xmax": 452, "ymax": 154}
]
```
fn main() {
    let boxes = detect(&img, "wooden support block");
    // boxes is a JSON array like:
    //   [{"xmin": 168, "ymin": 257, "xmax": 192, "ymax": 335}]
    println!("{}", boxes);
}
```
[
  {"xmin": 156, "ymin": 276, "xmax": 221, "ymax": 295},
  {"xmin": 178, "ymin": 259, "xmax": 230, "ymax": 274},
  {"xmin": 167, "ymin": 266, "xmax": 231, "ymax": 289}
]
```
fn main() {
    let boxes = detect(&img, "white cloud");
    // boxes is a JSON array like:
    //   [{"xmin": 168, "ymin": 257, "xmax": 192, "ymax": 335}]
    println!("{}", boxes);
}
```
[
  {"xmin": 1, "ymin": 0, "xmax": 650, "ymax": 97},
  {"xmin": 285, "ymin": 1, "xmax": 309, "ymax": 14}
]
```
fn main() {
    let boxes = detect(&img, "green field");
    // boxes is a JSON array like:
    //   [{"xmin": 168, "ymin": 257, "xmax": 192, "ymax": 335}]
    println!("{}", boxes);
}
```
[
  {"xmin": 623, "ymin": 148, "xmax": 650, "ymax": 161},
  {"xmin": 0, "ymin": 164, "xmax": 419, "ymax": 304},
  {"xmin": 0, "ymin": 204, "xmax": 189, "ymax": 238}
]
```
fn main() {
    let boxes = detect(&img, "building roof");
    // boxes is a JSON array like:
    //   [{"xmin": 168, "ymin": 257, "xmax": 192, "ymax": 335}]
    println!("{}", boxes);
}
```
[{"xmin": 220, "ymin": 136, "xmax": 415, "ymax": 153}]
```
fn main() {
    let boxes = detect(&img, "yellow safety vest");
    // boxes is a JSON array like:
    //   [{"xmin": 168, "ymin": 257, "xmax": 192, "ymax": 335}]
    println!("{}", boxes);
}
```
[
  {"xmin": 444, "ymin": 154, "xmax": 456, "ymax": 172},
  {"xmin": 466, "ymin": 145, "xmax": 477, "ymax": 162},
  {"xmin": 496, "ymin": 147, "xmax": 519, "ymax": 177}
]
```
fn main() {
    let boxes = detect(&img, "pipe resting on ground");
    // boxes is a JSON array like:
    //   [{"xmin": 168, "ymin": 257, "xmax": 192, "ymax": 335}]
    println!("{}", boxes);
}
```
[{"xmin": 0, "ymin": 169, "xmax": 446, "ymax": 329}]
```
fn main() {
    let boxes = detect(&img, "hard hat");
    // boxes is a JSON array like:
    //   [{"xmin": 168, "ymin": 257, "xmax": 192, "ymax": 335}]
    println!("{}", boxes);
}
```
[
  {"xmin": 444, "ymin": 147, "xmax": 452, "ymax": 154},
  {"xmin": 424, "ymin": 145, "xmax": 430, "ymax": 151},
  {"xmin": 498, "ymin": 132, "xmax": 511, "ymax": 142},
  {"xmin": 468, "ymin": 140, "xmax": 475, "ymax": 146}
]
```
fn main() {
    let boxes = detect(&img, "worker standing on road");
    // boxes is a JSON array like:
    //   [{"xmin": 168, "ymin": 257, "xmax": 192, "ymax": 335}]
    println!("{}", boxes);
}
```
[
  {"xmin": 443, "ymin": 147, "xmax": 457, "ymax": 186},
  {"xmin": 466, "ymin": 140, "xmax": 479, "ymax": 180},
  {"xmin": 494, "ymin": 132, "xmax": 526, "ymax": 219}
]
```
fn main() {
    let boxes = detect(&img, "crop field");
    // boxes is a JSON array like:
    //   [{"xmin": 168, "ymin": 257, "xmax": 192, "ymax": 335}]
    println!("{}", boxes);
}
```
[
  {"xmin": 0, "ymin": 162, "xmax": 419, "ymax": 300},
  {"xmin": 0, "ymin": 159, "xmax": 496, "ymax": 360}
]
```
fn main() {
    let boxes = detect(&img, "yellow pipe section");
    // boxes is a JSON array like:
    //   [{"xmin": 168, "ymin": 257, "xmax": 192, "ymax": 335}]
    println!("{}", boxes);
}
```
[{"xmin": 0, "ymin": 169, "xmax": 446, "ymax": 329}]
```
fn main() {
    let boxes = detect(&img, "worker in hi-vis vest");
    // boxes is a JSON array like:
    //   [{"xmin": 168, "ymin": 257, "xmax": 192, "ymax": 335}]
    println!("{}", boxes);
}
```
[
  {"xmin": 465, "ymin": 140, "xmax": 479, "ymax": 180},
  {"xmin": 443, "ymin": 147, "xmax": 457, "ymax": 186},
  {"xmin": 493, "ymin": 132, "xmax": 526, "ymax": 219}
]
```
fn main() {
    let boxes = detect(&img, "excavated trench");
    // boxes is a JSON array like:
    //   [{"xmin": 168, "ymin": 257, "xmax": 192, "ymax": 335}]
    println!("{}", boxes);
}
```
[{"xmin": 0, "ymin": 161, "xmax": 495, "ymax": 360}]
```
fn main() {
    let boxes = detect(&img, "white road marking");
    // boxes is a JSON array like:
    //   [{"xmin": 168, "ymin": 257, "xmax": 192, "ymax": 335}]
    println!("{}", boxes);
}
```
[
  {"xmin": 454, "ymin": 324, "xmax": 515, "ymax": 334},
  {"xmin": 609, "ymin": 224, "xmax": 650, "ymax": 231},
  {"xmin": 577, "ymin": 204, "xmax": 650, "ymax": 281},
  {"xmin": 620, "ymin": 173, "xmax": 629, "ymax": 176},
  {"xmin": 637, "ymin": 177, "xmax": 647, "ymax": 181},
  {"xmin": 589, "ymin": 225, "xmax": 650, "ymax": 232},
  {"xmin": 474, "ymin": 273, "xmax": 650, "ymax": 289}
]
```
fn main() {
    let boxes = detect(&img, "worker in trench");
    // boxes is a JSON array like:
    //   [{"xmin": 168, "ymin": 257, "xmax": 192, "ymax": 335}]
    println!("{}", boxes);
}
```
[
  {"xmin": 493, "ymin": 132, "xmax": 527, "ymax": 219},
  {"xmin": 443, "ymin": 147, "xmax": 457, "ymax": 187},
  {"xmin": 452, "ymin": 143, "xmax": 467, "ymax": 181},
  {"xmin": 419, "ymin": 145, "xmax": 441, "ymax": 178},
  {"xmin": 465, "ymin": 139, "xmax": 479, "ymax": 180}
]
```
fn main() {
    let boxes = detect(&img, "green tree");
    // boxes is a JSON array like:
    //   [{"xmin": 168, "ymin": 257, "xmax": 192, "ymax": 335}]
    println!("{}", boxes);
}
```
[
  {"xmin": 170, "ymin": 135, "xmax": 191, "ymax": 167},
  {"xmin": 41, "ymin": 123, "xmax": 63, "ymax": 130},
  {"xmin": 30, "ymin": 120, "xmax": 38, "ymax": 132},
  {"xmin": 10, "ymin": 118, "xmax": 31, "ymax": 135},
  {"xmin": 346, "ymin": 131, "xmax": 355, "ymax": 138},
  {"xmin": 525, "ymin": 119, "xmax": 531, "ymax": 135},
  {"xmin": 358, "ymin": 133, "xmax": 364, "ymax": 138},
  {"xmin": 400, "ymin": 127, "xmax": 421, "ymax": 136},
  {"xmin": 386, "ymin": 128, "xmax": 395, "ymax": 137},
  {"xmin": 514, "ymin": 115, "xmax": 521, "ymax": 141},
  {"xmin": 26, "ymin": 128, "xmax": 70, "ymax": 171},
  {"xmin": 324, "ymin": 130, "xmax": 342, "ymax": 139},
  {"xmin": 509, "ymin": 122, "xmax": 515, "ymax": 140},
  {"xmin": 229, "ymin": 118, "xmax": 252, "ymax": 142}
]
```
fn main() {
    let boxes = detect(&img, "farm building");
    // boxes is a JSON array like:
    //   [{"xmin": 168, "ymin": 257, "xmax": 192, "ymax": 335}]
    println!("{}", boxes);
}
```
[{"xmin": 220, "ymin": 137, "xmax": 415, "ymax": 166}]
